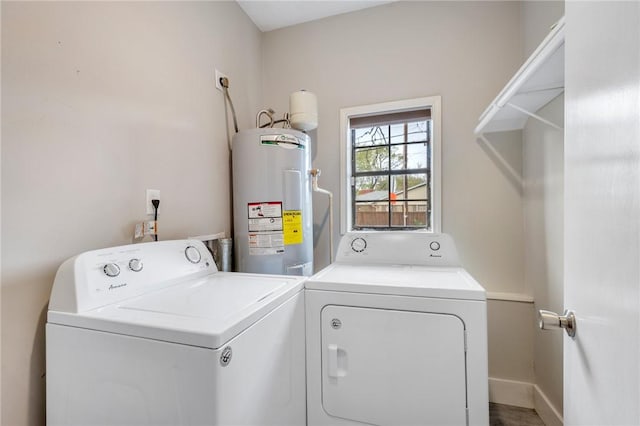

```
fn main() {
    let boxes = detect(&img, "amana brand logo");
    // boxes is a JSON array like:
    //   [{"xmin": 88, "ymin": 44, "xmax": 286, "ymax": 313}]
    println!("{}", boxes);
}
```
[{"xmin": 108, "ymin": 283, "xmax": 128, "ymax": 290}]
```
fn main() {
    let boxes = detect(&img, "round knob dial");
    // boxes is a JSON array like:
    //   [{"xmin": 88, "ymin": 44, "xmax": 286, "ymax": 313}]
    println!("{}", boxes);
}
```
[
  {"xmin": 185, "ymin": 246, "xmax": 202, "ymax": 264},
  {"xmin": 429, "ymin": 241, "xmax": 441, "ymax": 251},
  {"xmin": 129, "ymin": 258, "xmax": 143, "ymax": 272},
  {"xmin": 103, "ymin": 263, "xmax": 121, "ymax": 277},
  {"xmin": 350, "ymin": 237, "xmax": 367, "ymax": 253}
]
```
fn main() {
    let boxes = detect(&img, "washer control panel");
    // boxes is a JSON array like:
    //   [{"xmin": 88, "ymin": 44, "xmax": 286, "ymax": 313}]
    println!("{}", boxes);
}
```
[
  {"xmin": 336, "ymin": 232, "xmax": 460, "ymax": 267},
  {"xmin": 49, "ymin": 240, "xmax": 215, "ymax": 313}
]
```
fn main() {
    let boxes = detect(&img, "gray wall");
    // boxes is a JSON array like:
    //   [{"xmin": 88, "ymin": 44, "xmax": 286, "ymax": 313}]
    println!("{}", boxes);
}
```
[
  {"xmin": 1, "ymin": 2, "xmax": 262, "ymax": 424},
  {"xmin": 262, "ymin": 0, "xmax": 529, "ymax": 384},
  {"xmin": 524, "ymin": 94, "xmax": 564, "ymax": 418},
  {"xmin": 521, "ymin": 1, "xmax": 565, "ymax": 421}
]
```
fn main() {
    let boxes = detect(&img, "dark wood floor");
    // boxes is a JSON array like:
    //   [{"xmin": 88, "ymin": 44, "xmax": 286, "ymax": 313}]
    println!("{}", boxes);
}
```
[{"xmin": 490, "ymin": 403, "xmax": 545, "ymax": 426}]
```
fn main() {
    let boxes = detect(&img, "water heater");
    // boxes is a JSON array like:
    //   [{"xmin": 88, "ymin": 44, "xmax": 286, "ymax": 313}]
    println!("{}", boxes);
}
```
[{"xmin": 232, "ymin": 128, "xmax": 313, "ymax": 276}]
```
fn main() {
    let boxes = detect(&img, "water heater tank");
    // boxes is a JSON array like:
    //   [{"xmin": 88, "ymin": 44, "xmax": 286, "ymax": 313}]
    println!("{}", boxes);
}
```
[{"xmin": 232, "ymin": 128, "xmax": 313, "ymax": 276}]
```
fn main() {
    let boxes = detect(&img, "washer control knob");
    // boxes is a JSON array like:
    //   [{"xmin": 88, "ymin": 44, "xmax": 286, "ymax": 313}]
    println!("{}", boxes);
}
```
[
  {"xmin": 350, "ymin": 237, "xmax": 367, "ymax": 253},
  {"xmin": 185, "ymin": 246, "xmax": 202, "ymax": 264},
  {"xmin": 103, "ymin": 263, "xmax": 121, "ymax": 277},
  {"xmin": 429, "ymin": 241, "xmax": 441, "ymax": 251},
  {"xmin": 129, "ymin": 258, "xmax": 143, "ymax": 272}
]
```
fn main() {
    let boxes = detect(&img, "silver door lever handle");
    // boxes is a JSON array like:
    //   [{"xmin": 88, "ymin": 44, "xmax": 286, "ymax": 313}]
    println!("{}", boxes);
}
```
[{"xmin": 538, "ymin": 309, "xmax": 576, "ymax": 338}]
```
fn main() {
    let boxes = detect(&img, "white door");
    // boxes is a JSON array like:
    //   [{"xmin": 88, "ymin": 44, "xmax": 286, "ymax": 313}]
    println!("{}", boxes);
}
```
[{"xmin": 564, "ymin": 2, "xmax": 640, "ymax": 425}]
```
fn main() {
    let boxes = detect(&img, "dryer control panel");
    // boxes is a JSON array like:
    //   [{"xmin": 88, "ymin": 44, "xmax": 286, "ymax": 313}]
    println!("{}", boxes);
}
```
[
  {"xmin": 49, "ymin": 240, "xmax": 216, "ymax": 313},
  {"xmin": 336, "ymin": 232, "xmax": 460, "ymax": 267}
]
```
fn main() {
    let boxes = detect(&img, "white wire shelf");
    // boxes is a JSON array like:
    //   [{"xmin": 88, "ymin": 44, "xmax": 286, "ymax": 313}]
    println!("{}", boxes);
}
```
[{"xmin": 475, "ymin": 16, "xmax": 565, "ymax": 135}]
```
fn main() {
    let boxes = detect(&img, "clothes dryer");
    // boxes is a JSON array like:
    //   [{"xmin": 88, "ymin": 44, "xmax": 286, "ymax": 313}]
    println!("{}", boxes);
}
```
[
  {"xmin": 46, "ymin": 240, "xmax": 306, "ymax": 426},
  {"xmin": 305, "ymin": 232, "xmax": 489, "ymax": 426}
]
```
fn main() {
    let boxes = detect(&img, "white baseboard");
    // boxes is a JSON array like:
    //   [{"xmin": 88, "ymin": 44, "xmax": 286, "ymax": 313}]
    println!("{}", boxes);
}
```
[
  {"xmin": 534, "ymin": 384, "xmax": 564, "ymax": 426},
  {"xmin": 489, "ymin": 378, "xmax": 564, "ymax": 425},
  {"xmin": 488, "ymin": 377, "xmax": 534, "ymax": 408}
]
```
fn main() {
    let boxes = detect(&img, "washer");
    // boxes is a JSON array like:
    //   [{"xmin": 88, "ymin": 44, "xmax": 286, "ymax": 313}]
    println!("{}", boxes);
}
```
[
  {"xmin": 46, "ymin": 239, "xmax": 306, "ymax": 426},
  {"xmin": 305, "ymin": 232, "xmax": 489, "ymax": 426}
]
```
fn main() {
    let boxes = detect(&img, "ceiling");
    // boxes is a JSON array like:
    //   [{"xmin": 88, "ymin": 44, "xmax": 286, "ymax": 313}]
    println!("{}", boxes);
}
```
[{"xmin": 237, "ymin": 0, "xmax": 395, "ymax": 32}]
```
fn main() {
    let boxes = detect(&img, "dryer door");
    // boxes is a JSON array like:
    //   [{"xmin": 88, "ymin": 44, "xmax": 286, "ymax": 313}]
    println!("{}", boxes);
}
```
[{"xmin": 321, "ymin": 305, "xmax": 467, "ymax": 426}]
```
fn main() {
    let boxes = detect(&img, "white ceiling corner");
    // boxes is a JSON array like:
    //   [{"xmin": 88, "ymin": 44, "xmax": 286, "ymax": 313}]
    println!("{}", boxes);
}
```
[{"xmin": 237, "ymin": 0, "xmax": 396, "ymax": 32}]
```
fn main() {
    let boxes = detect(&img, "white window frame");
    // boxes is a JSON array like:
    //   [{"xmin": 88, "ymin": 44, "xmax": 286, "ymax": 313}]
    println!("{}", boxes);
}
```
[{"xmin": 339, "ymin": 96, "xmax": 442, "ymax": 234}]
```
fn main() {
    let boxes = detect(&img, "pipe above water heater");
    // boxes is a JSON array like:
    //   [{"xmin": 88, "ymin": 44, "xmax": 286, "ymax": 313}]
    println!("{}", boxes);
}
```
[{"xmin": 310, "ymin": 168, "xmax": 334, "ymax": 264}]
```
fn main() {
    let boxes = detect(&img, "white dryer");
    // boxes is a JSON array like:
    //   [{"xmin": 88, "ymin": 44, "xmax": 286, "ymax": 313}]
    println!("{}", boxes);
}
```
[
  {"xmin": 305, "ymin": 232, "xmax": 489, "ymax": 426},
  {"xmin": 46, "ymin": 239, "xmax": 306, "ymax": 426}
]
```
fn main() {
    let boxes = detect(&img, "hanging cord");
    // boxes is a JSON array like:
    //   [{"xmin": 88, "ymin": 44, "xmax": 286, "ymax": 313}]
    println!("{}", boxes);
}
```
[
  {"xmin": 220, "ymin": 77, "xmax": 238, "ymax": 145},
  {"xmin": 219, "ymin": 76, "xmax": 236, "ymax": 241},
  {"xmin": 151, "ymin": 199, "xmax": 160, "ymax": 241}
]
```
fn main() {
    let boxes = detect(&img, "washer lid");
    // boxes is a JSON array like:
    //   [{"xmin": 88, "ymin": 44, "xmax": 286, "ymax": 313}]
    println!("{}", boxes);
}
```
[
  {"xmin": 305, "ymin": 264, "xmax": 485, "ymax": 301},
  {"xmin": 48, "ymin": 272, "xmax": 304, "ymax": 349}
]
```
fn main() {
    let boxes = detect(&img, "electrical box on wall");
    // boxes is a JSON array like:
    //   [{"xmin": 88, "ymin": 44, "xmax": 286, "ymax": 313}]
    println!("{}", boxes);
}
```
[
  {"xmin": 215, "ymin": 69, "xmax": 228, "ymax": 91},
  {"xmin": 146, "ymin": 189, "xmax": 160, "ymax": 215}
]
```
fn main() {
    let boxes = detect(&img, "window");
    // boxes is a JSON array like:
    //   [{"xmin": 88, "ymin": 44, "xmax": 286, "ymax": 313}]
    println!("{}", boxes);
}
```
[{"xmin": 340, "ymin": 97, "xmax": 441, "ymax": 232}]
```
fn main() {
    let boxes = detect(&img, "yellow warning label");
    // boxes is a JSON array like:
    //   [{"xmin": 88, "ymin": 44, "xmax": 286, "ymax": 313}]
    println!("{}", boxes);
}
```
[{"xmin": 283, "ymin": 210, "xmax": 303, "ymax": 245}]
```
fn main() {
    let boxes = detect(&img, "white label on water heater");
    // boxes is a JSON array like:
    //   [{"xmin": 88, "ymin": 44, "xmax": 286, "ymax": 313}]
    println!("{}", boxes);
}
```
[
  {"xmin": 248, "ymin": 217, "xmax": 282, "ymax": 232},
  {"xmin": 248, "ymin": 232, "xmax": 284, "ymax": 255},
  {"xmin": 247, "ymin": 202, "xmax": 285, "ymax": 255},
  {"xmin": 247, "ymin": 202, "xmax": 283, "ymax": 232},
  {"xmin": 248, "ymin": 202, "xmax": 282, "ymax": 219}
]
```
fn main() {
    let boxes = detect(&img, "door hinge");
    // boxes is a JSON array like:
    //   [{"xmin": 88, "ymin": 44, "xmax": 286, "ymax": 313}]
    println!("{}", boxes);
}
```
[
  {"xmin": 464, "ymin": 330, "xmax": 468, "ymax": 353},
  {"xmin": 466, "ymin": 408, "xmax": 470, "ymax": 425},
  {"xmin": 350, "ymin": 176, "xmax": 355, "ymax": 186}
]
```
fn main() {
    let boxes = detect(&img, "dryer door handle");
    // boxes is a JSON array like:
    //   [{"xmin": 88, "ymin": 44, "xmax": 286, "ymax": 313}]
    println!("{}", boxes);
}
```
[
  {"xmin": 327, "ymin": 344, "xmax": 347, "ymax": 378},
  {"xmin": 328, "ymin": 344, "xmax": 339, "ymax": 378}
]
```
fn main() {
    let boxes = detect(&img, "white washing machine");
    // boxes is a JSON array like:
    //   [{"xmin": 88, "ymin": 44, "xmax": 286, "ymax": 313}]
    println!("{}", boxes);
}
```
[
  {"xmin": 46, "ymin": 239, "xmax": 306, "ymax": 426},
  {"xmin": 305, "ymin": 232, "xmax": 489, "ymax": 426}
]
